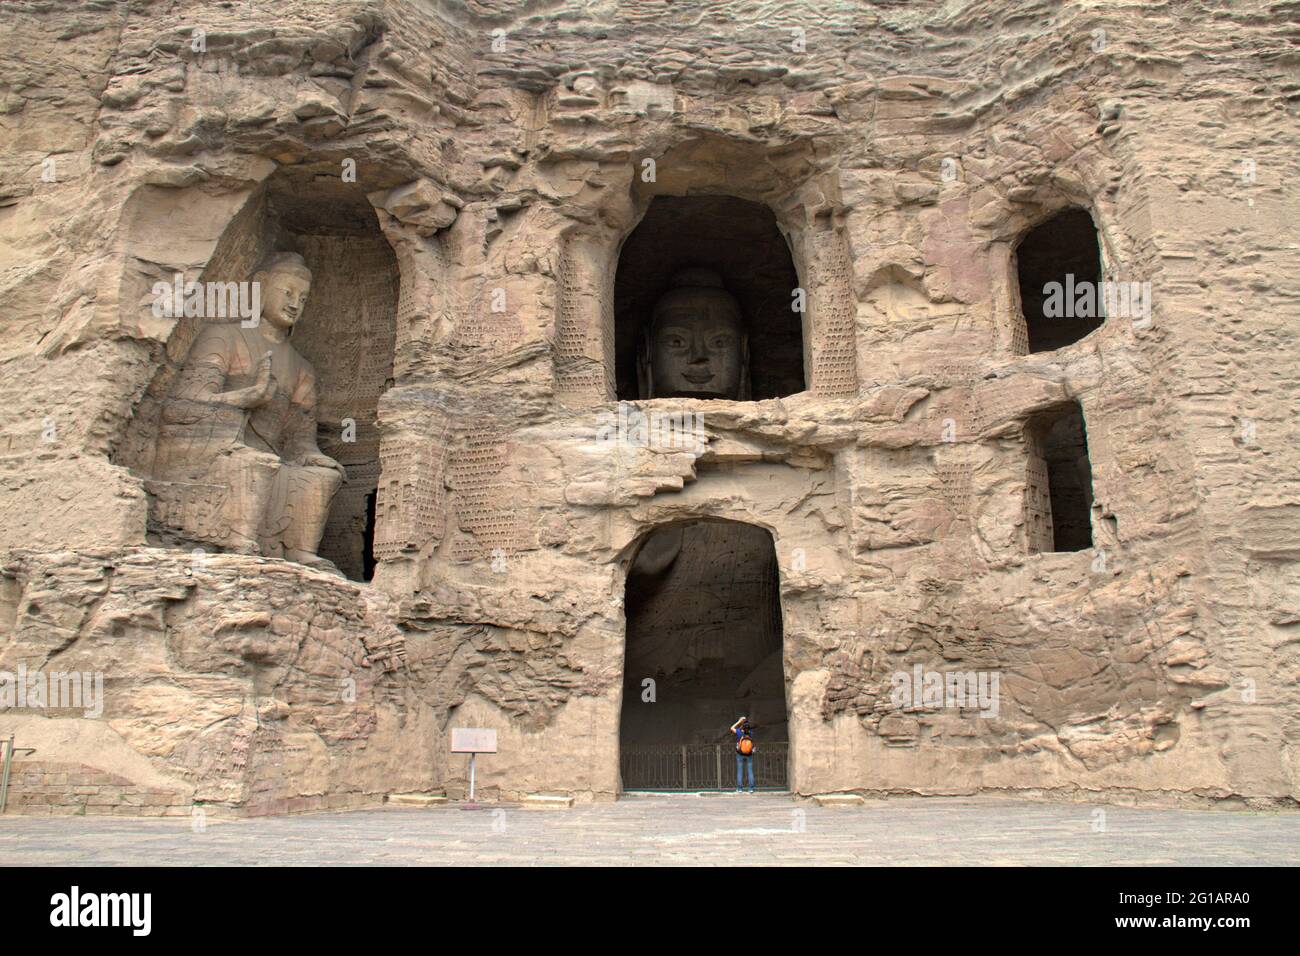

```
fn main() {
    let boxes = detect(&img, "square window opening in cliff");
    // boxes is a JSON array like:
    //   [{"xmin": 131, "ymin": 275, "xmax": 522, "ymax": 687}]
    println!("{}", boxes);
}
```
[
  {"xmin": 614, "ymin": 196, "xmax": 804, "ymax": 401},
  {"xmin": 1014, "ymin": 207, "xmax": 1104, "ymax": 354},
  {"xmin": 620, "ymin": 520, "xmax": 788, "ymax": 788},
  {"xmin": 1025, "ymin": 402, "xmax": 1094, "ymax": 553}
]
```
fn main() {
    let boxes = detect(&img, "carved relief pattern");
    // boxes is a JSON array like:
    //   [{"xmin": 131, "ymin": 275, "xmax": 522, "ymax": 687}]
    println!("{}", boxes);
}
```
[
  {"xmin": 1010, "ymin": 311, "xmax": 1030, "ymax": 356},
  {"xmin": 294, "ymin": 237, "xmax": 399, "ymax": 576},
  {"xmin": 448, "ymin": 282, "xmax": 525, "ymax": 354},
  {"xmin": 808, "ymin": 228, "xmax": 859, "ymax": 396},
  {"xmin": 1024, "ymin": 431, "xmax": 1055, "ymax": 553},
  {"xmin": 144, "ymin": 479, "xmax": 231, "ymax": 546},
  {"xmin": 296, "ymin": 236, "xmax": 397, "ymax": 424},
  {"xmin": 936, "ymin": 461, "xmax": 974, "ymax": 520},
  {"xmin": 555, "ymin": 238, "xmax": 615, "ymax": 404},
  {"xmin": 447, "ymin": 426, "xmax": 520, "ymax": 561},
  {"xmin": 374, "ymin": 420, "xmax": 449, "ymax": 561}
]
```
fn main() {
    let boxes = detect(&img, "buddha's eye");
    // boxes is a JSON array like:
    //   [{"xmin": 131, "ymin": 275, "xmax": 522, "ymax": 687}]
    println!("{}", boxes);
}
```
[
  {"xmin": 709, "ymin": 335, "xmax": 733, "ymax": 349},
  {"xmin": 664, "ymin": 335, "xmax": 686, "ymax": 348}
]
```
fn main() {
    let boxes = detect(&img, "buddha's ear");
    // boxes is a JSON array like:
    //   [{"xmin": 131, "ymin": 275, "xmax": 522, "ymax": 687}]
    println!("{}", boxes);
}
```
[
  {"xmin": 738, "ymin": 331, "xmax": 751, "ymax": 401},
  {"xmin": 636, "ymin": 324, "xmax": 654, "ymax": 399}
]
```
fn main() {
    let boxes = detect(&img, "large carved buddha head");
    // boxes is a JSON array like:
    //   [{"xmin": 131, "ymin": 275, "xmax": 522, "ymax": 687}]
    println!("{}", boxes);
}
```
[
  {"xmin": 252, "ymin": 252, "xmax": 313, "ymax": 333},
  {"xmin": 637, "ymin": 268, "xmax": 750, "ymax": 400}
]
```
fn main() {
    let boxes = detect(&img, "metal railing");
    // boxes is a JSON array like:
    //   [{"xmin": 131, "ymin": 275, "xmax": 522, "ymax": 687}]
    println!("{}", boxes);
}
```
[
  {"xmin": 622, "ymin": 742, "xmax": 788, "ymax": 791},
  {"xmin": 1, "ymin": 735, "xmax": 36, "ymax": 815}
]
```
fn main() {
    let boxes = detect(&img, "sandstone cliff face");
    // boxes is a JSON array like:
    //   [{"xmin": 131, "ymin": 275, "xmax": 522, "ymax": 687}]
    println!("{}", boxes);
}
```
[{"xmin": 0, "ymin": 0, "xmax": 1296, "ymax": 813}]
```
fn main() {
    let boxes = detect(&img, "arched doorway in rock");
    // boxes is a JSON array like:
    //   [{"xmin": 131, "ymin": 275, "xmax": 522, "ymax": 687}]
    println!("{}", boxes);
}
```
[{"xmin": 619, "ymin": 518, "xmax": 789, "ymax": 791}]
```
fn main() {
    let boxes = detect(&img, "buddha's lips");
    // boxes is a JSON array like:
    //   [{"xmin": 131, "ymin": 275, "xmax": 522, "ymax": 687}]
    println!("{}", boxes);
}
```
[{"xmin": 681, "ymin": 369, "xmax": 714, "ymax": 384}]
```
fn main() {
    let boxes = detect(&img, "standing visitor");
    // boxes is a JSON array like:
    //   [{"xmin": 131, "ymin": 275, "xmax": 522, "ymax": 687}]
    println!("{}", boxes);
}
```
[{"xmin": 730, "ymin": 716, "xmax": 756, "ymax": 793}]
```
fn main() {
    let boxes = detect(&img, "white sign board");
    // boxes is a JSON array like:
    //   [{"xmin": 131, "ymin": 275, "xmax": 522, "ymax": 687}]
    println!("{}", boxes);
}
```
[{"xmin": 450, "ymin": 728, "xmax": 498, "ymax": 754}]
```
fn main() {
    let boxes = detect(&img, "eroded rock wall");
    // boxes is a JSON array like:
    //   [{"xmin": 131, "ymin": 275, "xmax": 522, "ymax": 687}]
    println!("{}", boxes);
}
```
[{"xmin": 0, "ymin": 0, "xmax": 1295, "ymax": 812}]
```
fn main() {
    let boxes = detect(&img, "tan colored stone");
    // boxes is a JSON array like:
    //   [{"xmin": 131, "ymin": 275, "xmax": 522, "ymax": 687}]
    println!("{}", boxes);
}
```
[
  {"xmin": 0, "ymin": 0, "xmax": 1294, "ymax": 818},
  {"xmin": 387, "ymin": 792, "xmax": 449, "ymax": 807}
]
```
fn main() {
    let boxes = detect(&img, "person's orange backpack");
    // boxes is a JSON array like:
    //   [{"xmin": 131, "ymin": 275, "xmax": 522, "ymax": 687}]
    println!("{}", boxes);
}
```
[{"xmin": 738, "ymin": 734, "xmax": 754, "ymax": 756}]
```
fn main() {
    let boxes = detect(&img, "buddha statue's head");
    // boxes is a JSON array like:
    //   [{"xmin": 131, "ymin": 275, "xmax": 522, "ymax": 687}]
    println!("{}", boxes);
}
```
[
  {"xmin": 252, "ymin": 252, "xmax": 313, "ymax": 333},
  {"xmin": 637, "ymin": 268, "xmax": 749, "ymax": 400}
]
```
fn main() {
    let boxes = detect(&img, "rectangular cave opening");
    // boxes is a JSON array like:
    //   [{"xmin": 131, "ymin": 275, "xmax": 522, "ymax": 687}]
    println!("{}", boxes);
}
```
[{"xmin": 1025, "ymin": 402, "xmax": 1095, "ymax": 553}]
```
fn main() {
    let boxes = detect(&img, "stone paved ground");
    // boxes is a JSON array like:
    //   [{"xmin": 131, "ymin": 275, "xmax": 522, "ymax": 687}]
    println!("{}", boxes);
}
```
[{"xmin": 1, "ymin": 795, "xmax": 1297, "ymax": 866}]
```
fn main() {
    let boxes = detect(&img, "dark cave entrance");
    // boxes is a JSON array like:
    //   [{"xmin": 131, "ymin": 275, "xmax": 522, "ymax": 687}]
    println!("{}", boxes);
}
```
[
  {"xmin": 1015, "ymin": 207, "xmax": 1105, "ymax": 353},
  {"xmin": 1025, "ymin": 402, "xmax": 1095, "ymax": 553},
  {"xmin": 619, "ymin": 519, "xmax": 789, "ymax": 791}
]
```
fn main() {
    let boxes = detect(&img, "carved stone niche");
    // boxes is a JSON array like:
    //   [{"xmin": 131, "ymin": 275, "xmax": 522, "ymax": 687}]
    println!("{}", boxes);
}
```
[
  {"xmin": 115, "ymin": 174, "xmax": 399, "ymax": 581},
  {"xmin": 614, "ymin": 196, "xmax": 804, "ymax": 401},
  {"xmin": 554, "ymin": 135, "xmax": 860, "ymax": 408}
]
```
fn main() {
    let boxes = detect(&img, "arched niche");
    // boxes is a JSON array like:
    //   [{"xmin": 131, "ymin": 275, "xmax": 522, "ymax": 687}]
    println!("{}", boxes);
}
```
[
  {"xmin": 619, "ymin": 517, "xmax": 789, "ymax": 791},
  {"xmin": 980, "ymin": 168, "xmax": 1130, "ymax": 359},
  {"xmin": 613, "ymin": 195, "xmax": 804, "ymax": 401},
  {"xmin": 553, "ymin": 134, "xmax": 859, "ymax": 407},
  {"xmin": 114, "ymin": 170, "xmax": 399, "ymax": 582}
]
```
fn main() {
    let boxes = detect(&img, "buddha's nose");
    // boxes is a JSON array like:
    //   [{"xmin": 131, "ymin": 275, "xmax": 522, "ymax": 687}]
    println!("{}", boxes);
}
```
[{"xmin": 689, "ymin": 337, "xmax": 709, "ymax": 363}]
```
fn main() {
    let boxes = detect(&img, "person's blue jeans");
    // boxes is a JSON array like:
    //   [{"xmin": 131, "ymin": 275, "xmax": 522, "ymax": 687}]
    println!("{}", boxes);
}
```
[{"xmin": 736, "ymin": 753, "xmax": 755, "ymax": 791}]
